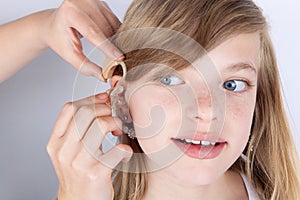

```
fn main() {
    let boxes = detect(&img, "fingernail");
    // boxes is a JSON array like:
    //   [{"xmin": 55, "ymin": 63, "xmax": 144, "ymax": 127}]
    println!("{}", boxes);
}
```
[
  {"xmin": 97, "ymin": 74, "xmax": 107, "ymax": 82},
  {"xmin": 114, "ymin": 51, "xmax": 124, "ymax": 61},
  {"xmin": 91, "ymin": 69, "xmax": 107, "ymax": 82},
  {"xmin": 97, "ymin": 93, "xmax": 108, "ymax": 100}
]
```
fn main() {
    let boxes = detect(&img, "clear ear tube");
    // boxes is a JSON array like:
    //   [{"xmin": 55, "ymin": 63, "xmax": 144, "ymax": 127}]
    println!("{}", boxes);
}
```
[{"xmin": 103, "ymin": 59, "xmax": 135, "ymax": 139}]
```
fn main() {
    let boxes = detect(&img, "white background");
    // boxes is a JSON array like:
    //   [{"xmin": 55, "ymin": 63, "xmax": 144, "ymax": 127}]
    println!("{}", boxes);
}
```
[{"xmin": 0, "ymin": 0, "xmax": 299, "ymax": 199}]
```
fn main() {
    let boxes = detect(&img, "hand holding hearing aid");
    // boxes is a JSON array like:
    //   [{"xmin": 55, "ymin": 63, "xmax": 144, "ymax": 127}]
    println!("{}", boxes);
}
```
[
  {"xmin": 47, "ymin": 92, "xmax": 133, "ymax": 200},
  {"xmin": 42, "ymin": 0, "xmax": 125, "ymax": 80},
  {"xmin": 0, "ymin": 0, "xmax": 124, "ymax": 82}
]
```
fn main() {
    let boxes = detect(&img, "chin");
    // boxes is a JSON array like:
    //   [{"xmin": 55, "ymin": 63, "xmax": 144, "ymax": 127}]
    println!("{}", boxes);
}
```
[{"xmin": 166, "ymin": 157, "xmax": 228, "ymax": 186}]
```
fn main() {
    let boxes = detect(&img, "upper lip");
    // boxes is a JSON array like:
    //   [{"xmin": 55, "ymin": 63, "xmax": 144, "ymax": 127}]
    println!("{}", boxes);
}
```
[{"xmin": 173, "ymin": 132, "xmax": 226, "ymax": 143}]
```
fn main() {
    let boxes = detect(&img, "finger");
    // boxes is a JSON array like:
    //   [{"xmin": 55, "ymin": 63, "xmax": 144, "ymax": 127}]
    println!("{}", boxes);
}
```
[
  {"xmin": 67, "ymin": 9, "xmax": 124, "ymax": 61},
  {"xmin": 47, "ymin": 93, "xmax": 109, "ymax": 158},
  {"xmin": 73, "ymin": 104, "xmax": 113, "ymax": 140},
  {"xmin": 51, "ymin": 102, "xmax": 74, "ymax": 139},
  {"xmin": 99, "ymin": 1, "xmax": 113, "ymax": 12},
  {"xmin": 47, "ymin": 102, "xmax": 74, "ymax": 184},
  {"xmin": 81, "ymin": 116, "xmax": 122, "ymax": 159},
  {"xmin": 98, "ymin": 144, "xmax": 133, "ymax": 173},
  {"xmin": 47, "ymin": 150, "xmax": 66, "ymax": 186},
  {"xmin": 49, "ymin": 115, "xmax": 83, "ymax": 163},
  {"xmin": 70, "ymin": 145, "xmax": 114, "ymax": 183},
  {"xmin": 72, "ymin": 92, "xmax": 109, "ymax": 108},
  {"xmin": 75, "ymin": 56, "xmax": 105, "ymax": 81},
  {"xmin": 57, "ymin": 114, "xmax": 121, "ymax": 167},
  {"xmin": 65, "ymin": 30, "xmax": 105, "ymax": 80},
  {"xmin": 111, "ymin": 128, "xmax": 123, "ymax": 136},
  {"xmin": 86, "ymin": 6, "xmax": 115, "ymax": 37},
  {"xmin": 46, "ymin": 27, "xmax": 104, "ymax": 80},
  {"xmin": 51, "ymin": 119, "xmax": 84, "ymax": 168},
  {"xmin": 97, "ymin": 1, "xmax": 122, "ymax": 32}
]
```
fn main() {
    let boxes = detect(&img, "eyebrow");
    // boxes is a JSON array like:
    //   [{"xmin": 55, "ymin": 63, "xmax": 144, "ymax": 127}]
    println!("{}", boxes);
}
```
[{"xmin": 225, "ymin": 62, "xmax": 257, "ymax": 74}]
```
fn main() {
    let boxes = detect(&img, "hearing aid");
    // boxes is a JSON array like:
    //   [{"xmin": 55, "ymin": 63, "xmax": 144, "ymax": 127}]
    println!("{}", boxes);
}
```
[
  {"xmin": 102, "ymin": 59, "xmax": 135, "ymax": 139},
  {"xmin": 102, "ymin": 59, "xmax": 127, "ymax": 80}
]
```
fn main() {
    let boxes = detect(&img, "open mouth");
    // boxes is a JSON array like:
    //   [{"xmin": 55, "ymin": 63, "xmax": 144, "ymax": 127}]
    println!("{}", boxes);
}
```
[
  {"xmin": 171, "ymin": 137, "xmax": 226, "ymax": 159},
  {"xmin": 173, "ymin": 138, "xmax": 221, "ymax": 146}
]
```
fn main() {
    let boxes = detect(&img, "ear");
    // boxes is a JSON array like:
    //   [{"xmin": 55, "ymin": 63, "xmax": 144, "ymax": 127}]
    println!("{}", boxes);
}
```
[{"xmin": 110, "ymin": 75, "xmax": 123, "ymax": 88}]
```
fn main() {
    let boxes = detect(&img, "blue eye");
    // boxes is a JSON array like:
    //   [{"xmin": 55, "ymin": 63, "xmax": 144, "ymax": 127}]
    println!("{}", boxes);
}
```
[
  {"xmin": 223, "ymin": 80, "xmax": 247, "ymax": 92},
  {"xmin": 160, "ymin": 75, "xmax": 184, "ymax": 85}
]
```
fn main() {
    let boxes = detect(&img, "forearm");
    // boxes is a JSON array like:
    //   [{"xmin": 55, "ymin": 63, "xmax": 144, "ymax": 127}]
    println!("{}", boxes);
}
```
[{"xmin": 0, "ymin": 9, "xmax": 54, "ymax": 83}]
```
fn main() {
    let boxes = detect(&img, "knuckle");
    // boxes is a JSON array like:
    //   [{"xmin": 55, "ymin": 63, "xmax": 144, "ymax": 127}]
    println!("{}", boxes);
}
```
[
  {"xmin": 116, "ymin": 144, "xmax": 133, "ymax": 155},
  {"xmin": 86, "ymin": 172, "xmax": 104, "ymax": 181},
  {"xmin": 60, "ymin": 0, "xmax": 75, "ymax": 11},
  {"xmin": 112, "ymin": 117, "xmax": 122, "ymax": 129},
  {"xmin": 57, "ymin": 152, "xmax": 67, "ymax": 164},
  {"xmin": 115, "ymin": 143, "xmax": 126, "ymax": 150},
  {"xmin": 79, "ymin": 65, "xmax": 95, "ymax": 77},
  {"xmin": 63, "ymin": 102, "xmax": 74, "ymax": 112},
  {"xmin": 71, "ymin": 99, "xmax": 82, "ymax": 109},
  {"xmin": 99, "ymin": 0, "xmax": 107, "ymax": 5},
  {"xmin": 78, "ymin": 105, "xmax": 94, "ymax": 116},
  {"xmin": 89, "ymin": 166, "xmax": 110, "ymax": 180},
  {"xmin": 96, "ymin": 117, "xmax": 110, "ymax": 133},
  {"xmin": 71, "ymin": 159, "xmax": 82, "ymax": 171},
  {"xmin": 46, "ymin": 144, "xmax": 54, "ymax": 156},
  {"xmin": 59, "ymin": 1, "xmax": 82, "ymax": 24},
  {"xmin": 102, "ymin": 25, "xmax": 114, "ymax": 36},
  {"xmin": 55, "ymin": 147, "xmax": 68, "ymax": 164},
  {"xmin": 71, "ymin": 161, "xmax": 102, "ymax": 181},
  {"xmin": 85, "ymin": 25, "xmax": 101, "ymax": 38}
]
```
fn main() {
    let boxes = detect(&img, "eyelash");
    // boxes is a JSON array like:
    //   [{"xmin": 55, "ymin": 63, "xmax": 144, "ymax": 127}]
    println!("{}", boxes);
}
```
[{"xmin": 223, "ymin": 79, "xmax": 254, "ymax": 93}]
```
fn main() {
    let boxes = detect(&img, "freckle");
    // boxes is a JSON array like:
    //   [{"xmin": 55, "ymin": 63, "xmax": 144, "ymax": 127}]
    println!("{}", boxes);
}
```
[{"xmin": 228, "ymin": 102, "xmax": 245, "ymax": 120}]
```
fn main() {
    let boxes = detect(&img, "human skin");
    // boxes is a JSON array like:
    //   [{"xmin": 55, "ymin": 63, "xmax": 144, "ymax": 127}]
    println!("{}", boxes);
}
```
[
  {"xmin": 47, "ymin": 92, "xmax": 133, "ymax": 200},
  {"xmin": 47, "ymin": 32, "xmax": 260, "ymax": 200},
  {"xmin": 130, "ymin": 33, "xmax": 260, "ymax": 199},
  {"xmin": 0, "ymin": 0, "xmax": 124, "ymax": 83}
]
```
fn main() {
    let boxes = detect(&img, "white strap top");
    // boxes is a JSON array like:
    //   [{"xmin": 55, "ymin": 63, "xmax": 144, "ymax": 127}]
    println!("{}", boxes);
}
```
[{"xmin": 240, "ymin": 173, "xmax": 260, "ymax": 200}]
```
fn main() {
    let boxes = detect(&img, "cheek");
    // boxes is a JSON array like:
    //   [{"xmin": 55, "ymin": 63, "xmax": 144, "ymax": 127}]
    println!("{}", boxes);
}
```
[
  {"xmin": 225, "ymin": 93, "xmax": 256, "ymax": 152},
  {"xmin": 228, "ymin": 100, "xmax": 254, "ymax": 122},
  {"xmin": 128, "ymin": 86, "xmax": 182, "ymax": 153},
  {"xmin": 129, "ymin": 88, "xmax": 179, "ymax": 127}
]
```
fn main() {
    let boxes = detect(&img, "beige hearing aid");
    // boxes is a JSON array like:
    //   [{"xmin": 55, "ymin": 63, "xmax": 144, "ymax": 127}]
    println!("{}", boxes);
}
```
[
  {"xmin": 102, "ymin": 58, "xmax": 127, "ymax": 80},
  {"xmin": 102, "ymin": 58, "xmax": 136, "ymax": 139}
]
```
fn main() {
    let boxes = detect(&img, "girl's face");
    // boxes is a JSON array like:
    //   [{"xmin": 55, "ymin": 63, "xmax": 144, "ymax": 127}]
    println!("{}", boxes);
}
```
[{"xmin": 128, "ymin": 33, "xmax": 260, "ymax": 185}]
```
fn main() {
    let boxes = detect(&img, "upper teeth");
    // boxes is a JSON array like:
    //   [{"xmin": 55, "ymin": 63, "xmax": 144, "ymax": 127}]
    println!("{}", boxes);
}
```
[{"xmin": 181, "ymin": 138, "xmax": 216, "ymax": 146}]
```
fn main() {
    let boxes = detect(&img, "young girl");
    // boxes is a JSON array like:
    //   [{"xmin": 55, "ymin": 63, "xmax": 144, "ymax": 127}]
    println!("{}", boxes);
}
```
[{"xmin": 47, "ymin": 0, "xmax": 300, "ymax": 199}]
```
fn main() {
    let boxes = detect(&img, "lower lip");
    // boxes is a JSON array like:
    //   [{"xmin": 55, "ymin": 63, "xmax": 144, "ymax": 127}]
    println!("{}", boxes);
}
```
[{"xmin": 172, "ymin": 139, "xmax": 226, "ymax": 159}]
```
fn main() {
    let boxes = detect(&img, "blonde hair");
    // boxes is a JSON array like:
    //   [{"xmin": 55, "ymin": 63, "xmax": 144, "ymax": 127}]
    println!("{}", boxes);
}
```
[{"xmin": 111, "ymin": 0, "xmax": 300, "ymax": 199}]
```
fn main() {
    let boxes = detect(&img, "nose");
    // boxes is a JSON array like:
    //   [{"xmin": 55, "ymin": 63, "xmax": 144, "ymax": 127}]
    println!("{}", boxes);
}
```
[
  {"xmin": 194, "ymin": 84, "xmax": 219, "ymax": 122},
  {"xmin": 197, "ymin": 101, "xmax": 214, "ymax": 121},
  {"xmin": 196, "ymin": 96, "xmax": 215, "ymax": 121}
]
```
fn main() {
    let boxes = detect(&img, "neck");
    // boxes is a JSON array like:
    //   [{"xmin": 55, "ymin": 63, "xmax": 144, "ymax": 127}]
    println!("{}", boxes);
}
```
[{"xmin": 142, "ymin": 170, "xmax": 247, "ymax": 200}]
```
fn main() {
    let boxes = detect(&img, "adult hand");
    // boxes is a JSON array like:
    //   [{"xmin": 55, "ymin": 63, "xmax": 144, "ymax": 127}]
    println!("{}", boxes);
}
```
[
  {"xmin": 43, "ymin": 0, "xmax": 124, "ymax": 81},
  {"xmin": 47, "ymin": 93, "xmax": 133, "ymax": 200}
]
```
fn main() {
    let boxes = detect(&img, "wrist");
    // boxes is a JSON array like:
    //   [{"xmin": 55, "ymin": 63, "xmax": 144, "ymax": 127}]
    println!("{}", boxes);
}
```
[{"xmin": 28, "ymin": 9, "xmax": 56, "ymax": 52}]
